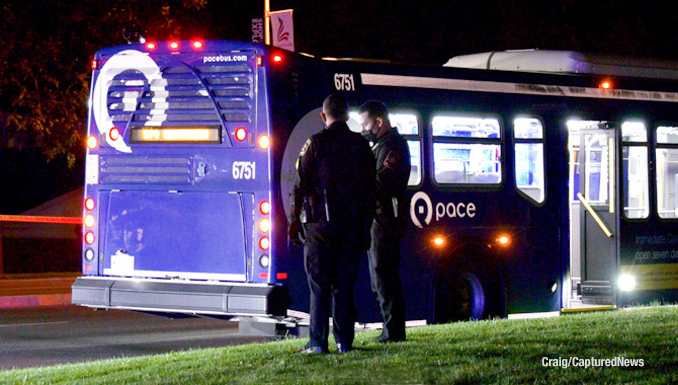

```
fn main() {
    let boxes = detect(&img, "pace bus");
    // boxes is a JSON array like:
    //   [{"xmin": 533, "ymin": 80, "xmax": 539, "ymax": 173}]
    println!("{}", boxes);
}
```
[{"xmin": 72, "ymin": 41, "xmax": 678, "ymax": 331}]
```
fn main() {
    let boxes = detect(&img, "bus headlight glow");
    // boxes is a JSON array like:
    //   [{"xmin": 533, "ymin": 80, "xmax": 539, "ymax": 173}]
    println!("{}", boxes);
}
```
[
  {"xmin": 259, "ymin": 218, "xmax": 271, "ymax": 233},
  {"xmin": 618, "ymin": 274, "xmax": 636, "ymax": 292},
  {"xmin": 84, "ymin": 248, "xmax": 95, "ymax": 262},
  {"xmin": 84, "ymin": 214, "xmax": 95, "ymax": 228},
  {"xmin": 259, "ymin": 254, "xmax": 270, "ymax": 268}
]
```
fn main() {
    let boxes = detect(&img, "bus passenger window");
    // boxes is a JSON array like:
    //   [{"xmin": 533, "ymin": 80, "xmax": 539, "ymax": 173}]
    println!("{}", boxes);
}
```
[
  {"xmin": 391, "ymin": 113, "xmax": 422, "ymax": 186},
  {"xmin": 656, "ymin": 126, "xmax": 678, "ymax": 219},
  {"xmin": 432, "ymin": 116, "xmax": 502, "ymax": 185},
  {"xmin": 514, "ymin": 118, "xmax": 545, "ymax": 204},
  {"xmin": 622, "ymin": 122, "xmax": 649, "ymax": 219}
]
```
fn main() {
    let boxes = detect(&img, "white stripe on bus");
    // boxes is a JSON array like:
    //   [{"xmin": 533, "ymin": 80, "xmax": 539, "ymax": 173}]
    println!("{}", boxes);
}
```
[{"xmin": 361, "ymin": 73, "xmax": 678, "ymax": 103}]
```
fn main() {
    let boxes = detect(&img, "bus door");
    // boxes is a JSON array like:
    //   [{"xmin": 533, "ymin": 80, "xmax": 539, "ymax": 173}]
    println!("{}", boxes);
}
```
[{"xmin": 578, "ymin": 124, "xmax": 620, "ymax": 305}]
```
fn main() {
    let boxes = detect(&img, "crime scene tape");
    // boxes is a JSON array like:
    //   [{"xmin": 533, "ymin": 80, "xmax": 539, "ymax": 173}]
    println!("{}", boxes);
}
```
[{"xmin": 0, "ymin": 215, "xmax": 83, "ymax": 225}]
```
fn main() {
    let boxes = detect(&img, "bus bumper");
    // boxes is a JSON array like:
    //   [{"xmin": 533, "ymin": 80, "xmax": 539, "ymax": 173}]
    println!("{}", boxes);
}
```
[{"xmin": 71, "ymin": 276, "xmax": 289, "ymax": 317}]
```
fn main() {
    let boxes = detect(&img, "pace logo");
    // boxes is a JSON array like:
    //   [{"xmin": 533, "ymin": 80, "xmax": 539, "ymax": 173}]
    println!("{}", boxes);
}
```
[
  {"xmin": 410, "ymin": 191, "xmax": 477, "ymax": 228},
  {"xmin": 410, "ymin": 191, "xmax": 433, "ymax": 228}
]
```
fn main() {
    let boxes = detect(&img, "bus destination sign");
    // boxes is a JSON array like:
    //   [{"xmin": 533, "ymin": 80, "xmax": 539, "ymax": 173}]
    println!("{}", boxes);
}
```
[{"xmin": 130, "ymin": 127, "xmax": 221, "ymax": 144}]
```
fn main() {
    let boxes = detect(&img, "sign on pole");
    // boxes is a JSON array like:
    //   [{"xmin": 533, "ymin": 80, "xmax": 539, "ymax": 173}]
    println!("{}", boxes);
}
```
[{"xmin": 270, "ymin": 9, "xmax": 294, "ymax": 52}]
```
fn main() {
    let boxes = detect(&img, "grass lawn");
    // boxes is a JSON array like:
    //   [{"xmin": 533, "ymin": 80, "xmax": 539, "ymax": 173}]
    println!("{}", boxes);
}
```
[{"xmin": 1, "ymin": 306, "xmax": 677, "ymax": 384}]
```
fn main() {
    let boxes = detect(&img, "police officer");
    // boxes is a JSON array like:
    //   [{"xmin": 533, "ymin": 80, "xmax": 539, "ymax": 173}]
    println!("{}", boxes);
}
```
[
  {"xmin": 289, "ymin": 94, "xmax": 375, "ymax": 354},
  {"xmin": 357, "ymin": 100, "xmax": 411, "ymax": 343}
]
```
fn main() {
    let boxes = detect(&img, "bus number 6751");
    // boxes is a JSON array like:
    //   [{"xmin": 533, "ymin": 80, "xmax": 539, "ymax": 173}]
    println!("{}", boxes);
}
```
[{"xmin": 232, "ymin": 161, "xmax": 256, "ymax": 180}]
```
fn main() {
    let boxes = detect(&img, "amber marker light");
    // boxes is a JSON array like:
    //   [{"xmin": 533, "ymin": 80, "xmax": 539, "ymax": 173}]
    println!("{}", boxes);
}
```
[
  {"xmin": 84, "ymin": 215, "xmax": 95, "ymax": 228},
  {"xmin": 87, "ymin": 135, "xmax": 98, "ymax": 150},
  {"xmin": 258, "ymin": 135, "xmax": 270, "ymax": 150},
  {"xmin": 599, "ymin": 80, "xmax": 612, "ymax": 90},
  {"xmin": 433, "ymin": 236, "xmax": 445, "ymax": 247},
  {"xmin": 259, "ymin": 218, "xmax": 271, "ymax": 233},
  {"xmin": 497, "ymin": 234, "xmax": 511, "ymax": 246}
]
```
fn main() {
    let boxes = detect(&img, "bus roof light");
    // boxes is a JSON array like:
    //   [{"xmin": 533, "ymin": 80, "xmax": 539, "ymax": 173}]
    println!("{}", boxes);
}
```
[
  {"xmin": 169, "ymin": 42, "xmax": 180, "ymax": 50},
  {"xmin": 192, "ymin": 41, "xmax": 204, "ymax": 49},
  {"xmin": 147, "ymin": 42, "xmax": 157, "ymax": 50},
  {"xmin": 273, "ymin": 55, "xmax": 283, "ymax": 63}
]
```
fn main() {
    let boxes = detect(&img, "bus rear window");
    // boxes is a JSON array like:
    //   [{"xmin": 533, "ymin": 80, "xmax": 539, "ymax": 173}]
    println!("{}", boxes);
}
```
[{"xmin": 432, "ymin": 116, "xmax": 502, "ymax": 185}]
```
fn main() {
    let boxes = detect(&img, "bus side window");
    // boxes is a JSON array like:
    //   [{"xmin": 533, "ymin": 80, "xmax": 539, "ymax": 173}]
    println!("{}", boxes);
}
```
[
  {"xmin": 431, "ymin": 116, "xmax": 502, "ymax": 185},
  {"xmin": 514, "ymin": 118, "xmax": 545, "ymax": 204},
  {"xmin": 656, "ymin": 125, "xmax": 678, "ymax": 219},
  {"xmin": 622, "ymin": 122, "xmax": 649, "ymax": 219},
  {"xmin": 390, "ymin": 113, "xmax": 421, "ymax": 186}
]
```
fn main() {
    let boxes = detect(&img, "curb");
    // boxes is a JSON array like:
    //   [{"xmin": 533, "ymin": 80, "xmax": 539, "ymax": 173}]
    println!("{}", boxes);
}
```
[{"xmin": 0, "ymin": 294, "xmax": 72, "ymax": 309}]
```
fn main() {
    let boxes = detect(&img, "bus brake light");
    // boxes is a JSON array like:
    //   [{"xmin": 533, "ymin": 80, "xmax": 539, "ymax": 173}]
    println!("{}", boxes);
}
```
[
  {"xmin": 85, "ymin": 232, "xmax": 95, "ymax": 245},
  {"xmin": 259, "ymin": 201, "xmax": 270, "ymax": 215},
  {"xmin": 257, "ymin": 56, "xmax": 263, "ymax": 67},
  {"xmin": 109, "ymin": 128, "xmax": 120, "ymax": 141},
  {"xmin": 91, "ymin": 59, "xmax": 98, "ymax": 70},
  {"xmin": 259, "ymin": 237, "xmax": 270, "ymax": 250},
  {"xmin": 235, "ymin": 127, "xmax": 247, "ymax": 141},
  {"xmin": 85, "ymin": 198, "xmax": 95, "ymax": 211}
]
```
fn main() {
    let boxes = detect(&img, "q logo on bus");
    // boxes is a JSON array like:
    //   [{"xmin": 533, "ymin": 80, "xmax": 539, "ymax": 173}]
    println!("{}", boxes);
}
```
[{"xmin": 410, "ymin": 191, "xmax": 477, "ymax": 228}]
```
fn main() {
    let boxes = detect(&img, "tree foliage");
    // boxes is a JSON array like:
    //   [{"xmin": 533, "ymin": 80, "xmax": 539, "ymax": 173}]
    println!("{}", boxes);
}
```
[{"xmin": 0, "ymin": 0, "xmax": 213, "ymax": 168}]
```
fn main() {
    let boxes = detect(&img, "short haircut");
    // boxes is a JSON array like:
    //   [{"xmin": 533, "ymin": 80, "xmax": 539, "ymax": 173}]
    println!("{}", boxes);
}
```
[
  {"xmin": 358, "ymin": 100, "xmax": 390, "ymax": 122},
  {"xmin": 323, "ymin": 94, "xmax": 349, "ymax": 121}
]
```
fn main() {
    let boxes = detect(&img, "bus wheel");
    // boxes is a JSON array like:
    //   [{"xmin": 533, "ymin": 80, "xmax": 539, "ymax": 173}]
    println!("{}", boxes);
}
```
[{"xmin": 433, "ymin": 267, "xmax": 500, "ymax": 323}]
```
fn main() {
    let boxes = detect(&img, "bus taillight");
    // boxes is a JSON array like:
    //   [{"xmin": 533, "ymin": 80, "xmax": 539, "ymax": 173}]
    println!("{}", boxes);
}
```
[
  {"xmin": 235, "ymin": 127, "xmax": 247, "ymax": 141},
  {"xmin": 109, "ymin": 128, "xmax": 120, "ymax": 141},
  {"xmin": 87, "ymin": 136, "xmax": 98, "ymax": 150},
  {"xmin": 259, "ymin": 236, "xmax": 270, "ymax": 250},
  {"xmin": 91, "ymin": 59, "xmax": 98, "ymax": 70},
  {"xmin": 257, "ymin": 56, "xmax": 263, "ymax": 67},
  {"xmin": 85, "ymin": 232, "xmax": 95, "ymax": 245},
  {"xmin": 258, "ymin": 135, "xmax": 270, "ymax": 150},
  {"xmin": 85, "ymin": 198, "xmax": 95, "ymax": 211},
  {"xmin": 259, "ymin": 201, "xmax": 270, "ymax": 215}
]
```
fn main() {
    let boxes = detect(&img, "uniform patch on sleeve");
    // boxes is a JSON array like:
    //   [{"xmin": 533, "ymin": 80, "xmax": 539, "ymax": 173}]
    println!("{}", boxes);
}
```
[
  {"xmin": 383, "ymin": 150, "xmax": 401, "ymax": 170},
  {"xmin": 299, "ymin": 139, "xmax": 312, "ymax": 157}
]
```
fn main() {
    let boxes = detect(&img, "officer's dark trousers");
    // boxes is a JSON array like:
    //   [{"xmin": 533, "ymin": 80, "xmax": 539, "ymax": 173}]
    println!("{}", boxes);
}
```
[
  {"xmin": 368, "ymin": 219, "xmax": 406, "ymax": 341},
  {"xmin": 304, "ymin": 221, "xmax": 360, "ymax": 350}
]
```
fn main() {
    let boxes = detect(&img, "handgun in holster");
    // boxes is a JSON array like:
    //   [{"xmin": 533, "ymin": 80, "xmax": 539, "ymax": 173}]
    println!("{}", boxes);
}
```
[{"xmin": 301, "ymin": 188, "xmax": 331, "ymax": 223}]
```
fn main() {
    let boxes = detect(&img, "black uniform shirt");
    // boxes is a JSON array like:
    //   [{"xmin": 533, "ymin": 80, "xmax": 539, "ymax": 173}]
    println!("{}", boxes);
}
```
[
  {"xmin": 293, "ymin": 121, "xmax": 375, "ymax": 224},
  {"xmin": 372, "ymin": 128, "xmax": 411, "ymax": 223}
]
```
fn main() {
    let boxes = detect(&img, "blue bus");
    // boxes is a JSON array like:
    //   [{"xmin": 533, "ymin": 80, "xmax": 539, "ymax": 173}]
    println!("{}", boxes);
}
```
[{"xmin": 73, "ymin": 41, "xmax": 678, "ymax": 331}]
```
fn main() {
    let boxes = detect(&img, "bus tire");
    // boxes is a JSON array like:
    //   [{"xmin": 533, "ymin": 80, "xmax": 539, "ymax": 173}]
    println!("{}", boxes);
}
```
[{"xmin": 432, "ymin": 260, "xmax": 502, "ymax": 323}]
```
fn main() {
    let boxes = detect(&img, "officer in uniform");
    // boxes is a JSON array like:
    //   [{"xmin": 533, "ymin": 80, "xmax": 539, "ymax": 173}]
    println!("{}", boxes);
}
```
[
  {"xmin": 289, "ymin": 94, "xmax": 375, "ymax": 354},
  {"xmin": 357, "ymin": 100, "xmax": 411, "ymax": 343}
]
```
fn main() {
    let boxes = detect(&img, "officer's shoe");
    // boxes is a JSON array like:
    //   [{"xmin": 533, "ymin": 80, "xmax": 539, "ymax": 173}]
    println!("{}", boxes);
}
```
[
  {"xmin": 336, "ymin": 343, "xmax": 352, "ymax": 353},
  {"xmin": 294, "ymin": 346, "xmax": 328, "ymax": 354},
  {"xmin": 375, "ymin": 333, "xmax": 405, "ymax": 343}
]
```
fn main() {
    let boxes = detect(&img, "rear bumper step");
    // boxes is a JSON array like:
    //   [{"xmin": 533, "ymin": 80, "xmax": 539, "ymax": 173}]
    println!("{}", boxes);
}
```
[{"xmin": 71, "ymin": 276, "xmax": 289, "ymax": 317}]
